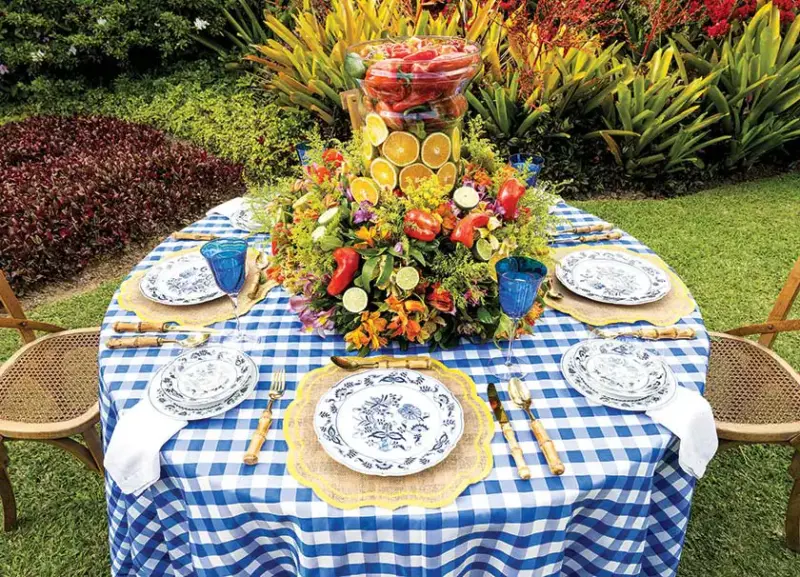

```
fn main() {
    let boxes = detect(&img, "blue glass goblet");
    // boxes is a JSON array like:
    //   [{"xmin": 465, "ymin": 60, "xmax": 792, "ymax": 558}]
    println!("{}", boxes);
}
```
[
  {"xmin": 509, "ymin": 153, "xmax": 545, "ymax": 188},
  {"xmin": 200, "ymin": 238, "xmax": 254, "ymax": 343},
  {"xmin": 496, "ymin": 256, "xmax": 547, "ymax": 379}
]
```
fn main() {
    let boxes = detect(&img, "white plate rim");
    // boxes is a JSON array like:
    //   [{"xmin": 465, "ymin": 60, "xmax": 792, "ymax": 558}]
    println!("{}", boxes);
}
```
[{"xmin": 139, "ymin": 253, "xmax": 225, "ymax": 307}]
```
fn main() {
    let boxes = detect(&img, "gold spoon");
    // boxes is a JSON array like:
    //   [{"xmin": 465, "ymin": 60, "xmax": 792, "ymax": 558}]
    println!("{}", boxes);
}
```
[
  {"xmin": 508, "ymin": 377, "xmax": 565, "ymax": 475},
  {"xmin": 106, "ymin": 333, "xmax": 211, "ymax": 349}
]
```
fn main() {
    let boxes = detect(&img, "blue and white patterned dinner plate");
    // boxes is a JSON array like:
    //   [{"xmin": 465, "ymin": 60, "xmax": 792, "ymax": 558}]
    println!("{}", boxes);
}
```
[
  {"xmin": 561, "ymin": 340, "xmax": 676, "ymax": 411},
  {"xmin": 556, "ymin": 250, "xmax": 671, "ymax": 306},
  {"xmin": 314, "ymin": 369, "xmax": 464, "ymax": 477},
  {"xmin": 229, "ymin": 208, "xmax": 264, "ymax": 232},
  {"xmin": 139, "ymin": 253, "xmax": 224, "ymax": 306},
  {"xmin": 148, "ymin": 347, "xmax": 258, "ymax": 420}
]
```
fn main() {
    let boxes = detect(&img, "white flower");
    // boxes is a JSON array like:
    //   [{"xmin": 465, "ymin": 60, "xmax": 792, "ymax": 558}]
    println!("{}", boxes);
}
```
[
  {"xmin": 194, "ymin": 18, "xmax": 209, "ymax": 31},
  {"xmin": 97, "ymin": 17, "xmax": 107, "ymax": 26},
  {"xmin": 30, "ymin": 50, "xmax": 45, "ymax": 63},
  {"xmin": 68, "ymin": 45, "xmax": 77, "ymax": 56}
]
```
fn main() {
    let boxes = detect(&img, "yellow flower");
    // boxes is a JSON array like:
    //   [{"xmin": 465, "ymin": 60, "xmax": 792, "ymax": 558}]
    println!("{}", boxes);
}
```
[{"xmin": 345, "ymin": 311, "xmax": 388, "ymax": 350}]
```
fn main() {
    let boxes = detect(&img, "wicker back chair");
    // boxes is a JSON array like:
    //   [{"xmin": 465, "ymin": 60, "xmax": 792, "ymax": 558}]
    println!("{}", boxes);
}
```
[
  {"xmin": 704, "ymin": 256, "xmax": 800, "ymax": 551},
  {"xmin": 0, "ymin": 271, "xmax": 102, "ymax": 531}
]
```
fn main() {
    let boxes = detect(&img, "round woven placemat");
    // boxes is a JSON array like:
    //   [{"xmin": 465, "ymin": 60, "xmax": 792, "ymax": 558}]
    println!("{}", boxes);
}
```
[
  {"xmin": 544, "ymin": 245, "xmax": 696, "ymax": 326},
  {"xmin": 284, "ymin": 358, "xmax": 494, "ymax": 510},
  {"xmin": 118, "ymin": 247, "xmax": 277, "ymax": 327}
]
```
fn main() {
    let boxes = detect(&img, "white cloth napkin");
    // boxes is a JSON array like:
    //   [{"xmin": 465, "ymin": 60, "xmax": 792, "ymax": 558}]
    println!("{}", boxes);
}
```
[
  {"xmin": 207, "ymin": 197, "xmax": 246, "ymax": 218},
  {"xmin": 646, "ymin": 386, "xmax": 718, "ymax": 479},
  {"xmin": 104, "ymin": 400, "xmax": 188, "ymax": 495}
]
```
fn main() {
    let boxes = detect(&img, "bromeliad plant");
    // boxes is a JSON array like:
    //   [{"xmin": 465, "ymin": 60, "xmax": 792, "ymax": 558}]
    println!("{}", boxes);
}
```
[
  {"xmin": 587, "ymin": 46, "xmax": 730, "ymax": 175},
  {"xmin": 685, "ymin": 2, "xmax": 800, "ymax": 166},
  {"xmin": 261, "ymin": 123, "xmax": 559, "ymax": 352}
]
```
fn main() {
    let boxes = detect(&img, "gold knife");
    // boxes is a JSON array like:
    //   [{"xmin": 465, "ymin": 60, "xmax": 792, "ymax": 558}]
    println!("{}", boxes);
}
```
[
  {"xmin": 554, "ymin": 231, "xmax": 623, "ymax": 244},
  {"xmin": 487, "ymin": 382, "xmax": 531, "ymax": 480},
  {"xmin": 171, "ymin": 232, "xmax": 219, "ymax": 241},
  {"xmin": 555, "ymin": 223, "xmax": 614, "ymax": 235},
  {"xmin": 331, "ymin": 356, "xmax": 432, "ymax": 370},
  {"xmin": 113, "ymin": 321, "xmax": 223, "ymax": 335}
]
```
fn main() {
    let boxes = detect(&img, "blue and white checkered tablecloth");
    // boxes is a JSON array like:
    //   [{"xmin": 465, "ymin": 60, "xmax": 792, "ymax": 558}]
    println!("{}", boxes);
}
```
[{"xmin": 99, "ymin": 203, "xmax": 710, "ymax": 577}]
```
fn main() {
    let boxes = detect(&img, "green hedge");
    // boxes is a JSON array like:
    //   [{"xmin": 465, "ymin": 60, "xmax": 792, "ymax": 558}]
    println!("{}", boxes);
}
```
[{"xmin": 1, "ymin": 62, "xmax": 312, "ymax": 184}]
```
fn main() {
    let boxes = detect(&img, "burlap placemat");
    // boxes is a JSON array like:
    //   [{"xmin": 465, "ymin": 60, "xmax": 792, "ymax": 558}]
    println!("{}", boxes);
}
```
[
  {"xmin": 284, "ymin": 358, "xmax": 494, "ymax": 510},
  {"xmin": 118, "ymin": 247, "xmax": 277, "ymax": 327},
  {"xmin": 544, "ymin": 245, "xmax": 696, "ymax": 326}
]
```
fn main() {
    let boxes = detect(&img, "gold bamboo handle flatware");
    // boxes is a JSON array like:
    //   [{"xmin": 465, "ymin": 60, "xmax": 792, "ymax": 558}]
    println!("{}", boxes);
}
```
[
  {"xmin": 244, "ymin": 369, "xmax": 286, "ymax": 465},
  {"xmin": 508, "ymin": 378, "xmax": 565, "ymax": 476},
  {"xmin": 592, "ymin": 326, "xmax": 697, "ymax": 340},
  {"xmin": 555, "ymin": 231, "xmax": 623, "ymax": 244},
  {"xmin": 501, "ymin": 422, "xmax": 531, "ymax": 480},
  {"xmin": 330, "ymin": 356, "xmax": 432, "ymax": 370},
  {"xmin": 113, "ymin": 321, "xmax": 223, "ymax": 335},
  {"xmin": 106, "ymin": 334, "xmax": 210, "ymax": 349},
  {"xmin": 171, "ymin": 232, "xmax": 219, "ymax": 241},
  {"xmin": 555, "ymin": 223, "xmax": 614, "ymax": 235}
]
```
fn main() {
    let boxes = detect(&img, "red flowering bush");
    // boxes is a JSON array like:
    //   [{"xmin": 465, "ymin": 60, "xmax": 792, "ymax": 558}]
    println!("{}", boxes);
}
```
[
  {"xmin": 0, "ymin": 116, "xmax": 246, "ymax": 290},
  {"xmin": 693, "ymin": 0, "xmax": 800, "ymax": 36}
]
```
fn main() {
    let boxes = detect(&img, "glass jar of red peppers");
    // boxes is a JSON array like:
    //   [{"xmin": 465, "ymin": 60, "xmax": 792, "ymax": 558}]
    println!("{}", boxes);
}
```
[{"xmin": 345, "ymin": 37, "xmax": 481, "ymax": 201}]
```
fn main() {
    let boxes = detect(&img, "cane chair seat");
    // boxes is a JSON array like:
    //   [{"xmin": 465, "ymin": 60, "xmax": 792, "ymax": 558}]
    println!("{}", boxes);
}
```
[{"xmin": 0, "ymin": 328, "xmax": 100, "ymax": 439}]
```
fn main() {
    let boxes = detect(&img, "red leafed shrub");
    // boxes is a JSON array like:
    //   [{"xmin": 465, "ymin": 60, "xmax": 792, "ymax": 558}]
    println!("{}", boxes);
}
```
[{"xmin": 0, "ymin": 116, "xmax": 246, "ymax": 291}]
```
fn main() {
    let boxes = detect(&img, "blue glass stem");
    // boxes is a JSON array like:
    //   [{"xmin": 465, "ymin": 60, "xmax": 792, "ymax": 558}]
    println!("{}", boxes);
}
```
[
  {"xmin": 230, "ymin": 295, "xmax": 243, "ymax": 337},
  {"xmin": 505, "ymin": 318, "xmax": 518, "ymax": 370}
]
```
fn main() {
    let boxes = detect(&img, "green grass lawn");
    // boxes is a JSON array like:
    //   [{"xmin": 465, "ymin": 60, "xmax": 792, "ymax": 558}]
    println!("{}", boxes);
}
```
[{"xmin": 1, "ymin": 175, "xmax": 799, "ymax": 576}]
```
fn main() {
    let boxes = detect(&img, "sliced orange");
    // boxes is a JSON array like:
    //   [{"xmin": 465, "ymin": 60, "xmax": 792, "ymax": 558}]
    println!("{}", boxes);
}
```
[
  {"xmin": 399, "ymin": 163, "xmax": 434, "ymax": 193},
  {"xmin": 437, "ymin": 162, "xmax": 457, "ymax": 192},
  {"xmin": 451, "ymin": 126, "xmax": 462, "ymax": 162},
  {"xmin": 381, "ymin": 131, "xmax": 420, "ymax": 167},
  {"xmin": 421, "ymin": 132, "xmax": 452, "ymax": 169},
  {"xmin": 364, "ymin": 112, "xmax": 389, "ymax": 146},
  {"xmin": 370, "ymin": 157, "xmax": 398, "ymax": 190},
  {"xmin": 350, "ymin": 177, "xmax": 380, "ymax": 205}
]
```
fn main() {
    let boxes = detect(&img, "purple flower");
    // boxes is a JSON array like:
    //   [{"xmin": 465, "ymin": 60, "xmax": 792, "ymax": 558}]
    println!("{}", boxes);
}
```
[
  {"xmin": 0, "ymin": 64, "xmax": 8, "ymax": 76},
  {"xmin": 289, "ymin": 295, "xmax": 334, "ymax": 337},
  {"xmin": 353, "ymin": 201, "xmax": 376, "ymax": 224},
  {"xmin": 393, "ymin": 241, "xmax": 404, "ymax": 255},
  {"xmin": 343, "ymin": 187, "xmax": 354, "ymax": 202}
]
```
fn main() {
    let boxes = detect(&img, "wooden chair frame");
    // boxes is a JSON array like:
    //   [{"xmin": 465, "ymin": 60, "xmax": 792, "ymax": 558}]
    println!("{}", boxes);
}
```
[
  {"xmin": 0, "ymin": 271, "xmax": 102, "ymax": 531},
  {"xmin": 708, "ymin": 256, "xmax": 800, "ymax": 551}
]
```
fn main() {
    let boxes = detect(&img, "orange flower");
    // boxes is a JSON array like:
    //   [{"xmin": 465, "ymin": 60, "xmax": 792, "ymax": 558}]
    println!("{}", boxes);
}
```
[
  {"xmin": 517, "ymin": 302, "xmax": 545, "ymax": 336},
  {"xmin": 435, "ymin": 202, "xmax": 458, "ymax": 233},
  {"xmin": 354, "ymin": 225, "xmax": 378, "ymax": 248},
  {"xmin": 427, "ymin": 283, "xmax": 455, "ymax": 314},
  {"xmin": 385, "ymin": 296, "xmax": 427, "ymax": 343},
  {"xmin": 345, "ymin": 311, "xmax": 388, "ymax": 350}
]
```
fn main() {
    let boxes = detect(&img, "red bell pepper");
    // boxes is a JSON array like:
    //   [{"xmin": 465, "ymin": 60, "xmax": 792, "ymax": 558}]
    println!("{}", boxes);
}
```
[
  {"xmin": 327, "ymin": 247, "xmax": 360, "ymax": 296},
  {"xmin": 363, "ymin": 59, "xmax": 409, "ymax": 103},
  {"xmin": 403, "ymin": 209, "xmax": 441, "ymax": 242},
  {"xmin": 449, "ymin": 213, "xmax": 490, "ymax": 249},
  {"xmin": 496, "ymin": 178, "xmax": 526, "ymax": 221}
]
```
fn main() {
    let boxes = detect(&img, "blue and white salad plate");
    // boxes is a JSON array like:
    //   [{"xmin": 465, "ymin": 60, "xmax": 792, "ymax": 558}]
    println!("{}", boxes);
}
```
[
  {"xmin": 314, "ymin": 369, "xmax": 464, "ymax": 477},
  {"xmin": 139, "ymin": 253, "xmax": 224, "ymax": 306},
  {"xmin": 556, "ymin": 250, "xmax": 671, "ymax": 306}
]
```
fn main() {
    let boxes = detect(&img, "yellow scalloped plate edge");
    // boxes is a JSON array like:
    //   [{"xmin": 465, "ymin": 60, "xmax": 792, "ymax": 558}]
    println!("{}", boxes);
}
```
[{"xmin": 283, "ymin": 358, "xmax": 494, "ymax": 510}]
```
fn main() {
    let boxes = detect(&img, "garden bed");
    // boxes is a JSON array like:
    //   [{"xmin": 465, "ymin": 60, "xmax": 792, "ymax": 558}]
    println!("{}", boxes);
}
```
[{"xmin": 0, "ymin": 115, "xmax": 246, "ymax": 291}]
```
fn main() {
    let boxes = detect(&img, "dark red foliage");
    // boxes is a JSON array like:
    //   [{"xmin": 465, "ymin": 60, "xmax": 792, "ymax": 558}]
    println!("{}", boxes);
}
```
[
  {"xmin": 692, "ymin": 0, "xmax": 800, "ymax": 37},
  {"xmin": 0, "ymin": 116, "xmax": 246, "ymax": 290}
]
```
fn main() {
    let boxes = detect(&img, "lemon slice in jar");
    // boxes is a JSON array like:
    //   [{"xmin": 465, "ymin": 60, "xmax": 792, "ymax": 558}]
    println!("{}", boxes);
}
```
[
  {"xmin": 421, "ymin": 132, "xmax": 451, "ymax": 169},
  {"xmin": 381, "ymin": 131, "xmax": 420, "ymax": 167},
  {"xmin": 364, "ymin": 113, "xmax": 389, "ymax": 146}
]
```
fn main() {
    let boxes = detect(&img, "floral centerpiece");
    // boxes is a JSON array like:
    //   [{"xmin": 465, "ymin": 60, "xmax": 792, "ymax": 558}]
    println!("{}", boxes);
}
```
[{"xmin": 263, "ymin": 118, "xmax": 560, "ymax": 353}]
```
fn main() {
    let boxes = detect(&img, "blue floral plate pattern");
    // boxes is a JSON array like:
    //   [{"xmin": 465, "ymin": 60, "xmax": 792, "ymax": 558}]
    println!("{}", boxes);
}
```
[
  {"xmin": 556, "ymin": 250, "xmax": 671, "ymax": 306},
  {"xmin": 139, "ymin": 253, "xmax": 225, "ymax": 306},
  {"xmin": 314, "ymin": 369, "xmax": 464, "ymax": 477}
]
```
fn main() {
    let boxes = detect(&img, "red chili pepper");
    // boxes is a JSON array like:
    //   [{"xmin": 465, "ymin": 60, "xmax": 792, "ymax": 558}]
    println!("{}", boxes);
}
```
[
  {"xmin": 327, "ymin": 247, "xmax": 360, "ymax": 296},
  {"xmin": 496, "ymin": 178, "xmax": 526, "ymax": 221},
  {"xmin": 403, "ymin": 209, "xmax": 441, "ymax": 242},
  {"xmin": 449, "ymin": 213, "xmax": 490, "ymax": 249},
  {"xmin": 403, "ymin": 49, "xmax": 439, "ymax": 63},
  {"xmin": 427, "ymin": 52, "xmax": 478, "ymax": 73}
]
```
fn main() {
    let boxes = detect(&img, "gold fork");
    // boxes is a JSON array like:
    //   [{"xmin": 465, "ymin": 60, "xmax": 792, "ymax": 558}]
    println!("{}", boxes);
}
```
[{"xmin": 243, "ymin": 369, "xmax": 286, "ymax": 465}]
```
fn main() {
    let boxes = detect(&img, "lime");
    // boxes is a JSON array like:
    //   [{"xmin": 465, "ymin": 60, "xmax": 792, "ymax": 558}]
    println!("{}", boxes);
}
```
[
  {"xmin": 344, "ymin": 53, "xmax": 366, "ymax": 79},
  {"xmin": 453, "ymin": 186, "xmax": 479, "ymax": 210},
  {"xmin": 343, "ymin": 287, "xmax": 368, "ymax": 313},
  {"xmin": 311, "ymin": 226, "xmax": 327, "ymax": 242},
  {"xmin": 473, "ymin": 238, "xmax": 492, "ymax": 262},
  {"xmin": 318, "ymin": 206, "xmax": 339, "ymax": 225},
  {"xmin": 395, "ymin": 266, "xmax": 420, "ymax": 291}
]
